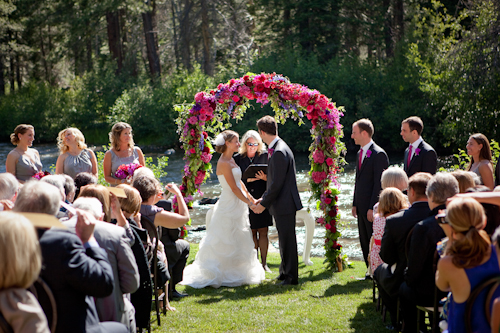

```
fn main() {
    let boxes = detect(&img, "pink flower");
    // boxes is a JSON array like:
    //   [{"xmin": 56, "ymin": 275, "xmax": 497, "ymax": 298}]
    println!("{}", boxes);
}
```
[
  {"xmin": 268, "ymin": 148, "xmax": 274, "ymax": 157},
  {"xmin": 366, "ymin": 150, "xmax": 372, "ymax": 158},
  {"xmin": 326, "ymin": 158, "xmax": 334, "ymax": 166},
  {"xmin": 415, "ymin": 148, "xmax": 421, "ymax": 156},
  {"xmin": 195, "ymin": 92, "xmax": 205, "ymax": 102},
  {"xmin": 190, "ymin": 148, "xmax": 196, "ymax": 154},
  {"xmin": 313, "ymin": 150, "xmax": 325, "ymax": 164},
  {"xmin": 232, "ymin": 95, "xmax": 240, "ymax": 103},
  {"xmin": 194, "ymin": 170, "xmax": 206, "ymax": 185},
  {"xmin": 201, "ymin": 152, "xmax": 212, "ymax": 163},
  {"xmin": 317, "ymin": 217, "xmax": 325, "ymax": 225},
  {"xmin": 330, "ymin": 136, "xmax": 336, "ymax": 145},
  {"xmin": 199, "ymin": 114, "xmax": 207, "ymax": 122},
  {"xmin": 188, "ymin": 116, "xmax": 198, "ymax": 125},
  {"xmin": 325, "ymin": 223, "xmax": 332, "ymax": 230},
  {"xmin": 311, "ymin": 171, "xmax": 326, "ymax": 184},
  {"xmin": 324, "ymin": 197, "xmax": 332, "ymax": 205},
  {"xmin": 307, "ymin": 105, "xmax": 314, "ymax": 112}
]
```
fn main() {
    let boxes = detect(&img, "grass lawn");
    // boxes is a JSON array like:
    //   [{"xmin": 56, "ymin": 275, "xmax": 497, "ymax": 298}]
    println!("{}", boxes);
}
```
[{"xmin": 150, "ymin": 244, "xmax": 391, "ymax": 332}]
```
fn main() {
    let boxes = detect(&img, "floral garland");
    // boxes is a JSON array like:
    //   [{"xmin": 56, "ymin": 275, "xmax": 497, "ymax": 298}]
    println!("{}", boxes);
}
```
[{"xmin": 175, "ymin": 72, "xmax": 345, "ymax": 269}]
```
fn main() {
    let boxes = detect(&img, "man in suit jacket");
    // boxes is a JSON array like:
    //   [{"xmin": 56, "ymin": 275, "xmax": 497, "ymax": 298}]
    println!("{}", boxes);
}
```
[
  {"xmin": 351, "ymin": 118, "xmax": 389, "ymax": 269},
  {"xmin": 401, "ymin": 116, "xmax": 437, "ymax": 177},
  {"xmin": 374, "ymin": 172, "xmax": 432, "ymax": 328},
  {"xmin": 13, "ymin": 181, "xmax": 127, "ymax": 333},
  {"xmin": 252, "ymin": 115, "xmax": 303, "ymax": 285},
  {"xmin": 399, "ymin": 173, "xmax": 459, "ymax": 332},
  {"xmin": 68, "ymin": 197, "xmax": 140, "ymax": 332}
]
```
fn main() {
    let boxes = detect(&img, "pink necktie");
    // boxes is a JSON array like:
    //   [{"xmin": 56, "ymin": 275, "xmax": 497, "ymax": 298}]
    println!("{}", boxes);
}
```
[
  {"xmin": 359, "ymin": 149, "xmax": 363, "ymax": 170},
  {"xmin": 407, "ymin": 145, "xmax": 413, "ymax": 167}
]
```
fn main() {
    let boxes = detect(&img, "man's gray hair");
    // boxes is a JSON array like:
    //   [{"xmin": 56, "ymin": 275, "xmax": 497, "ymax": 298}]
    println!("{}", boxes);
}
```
[
  {"xmin": 13, "ymin": 181, "xmax": 62, "ymax": 215},
  {"xmin": 73, "ymin": 197, "xmax": 103, "ymax": 220},
  {"xmin": 426, "ymin": 172, "xmax": 459, "ymax": 205},
  {"xmin": 0, "ymin": 173, "xmax": 19, "ymax": 200}
]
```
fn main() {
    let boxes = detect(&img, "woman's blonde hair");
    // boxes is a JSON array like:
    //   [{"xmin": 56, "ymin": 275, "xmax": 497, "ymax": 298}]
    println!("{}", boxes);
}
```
[
  {"xmin": 378, "ymin": 187, "xmax": 408, "ymax": 217},
  {"xmin": 117, "ymin": 184, "xmax": 142, "ymax": 216},
  {"xmin": 0, "ymin": 212, "xmax": 41, "ymax": 289},
  {"xmin": 446, "ymin": 197, "xmax": 490, "ymax": 269},
  {"xmin": 79, "ymin": 184, "xmax": 111, "ymax": 222},
  {"xmin": 381, "ymin": 167, "xmax": 408, "ymax": 191},
  {"xmin": 238, "ymin": 130, "xmax": 266, "ymax": 157},
  {"xmin": 109, "ymin": 122, "xmax": 134, "ymax": 151},
  {"xmin": 10, "ymin": 124, "xmax": 34, "ymax": 145},
  {"xmin": 57, "ymin": 127, "xmax": 88, "ymax": 154},
  {"xmin": 214, "ymin": 130, "xmax": 238, "ymax": 154}
]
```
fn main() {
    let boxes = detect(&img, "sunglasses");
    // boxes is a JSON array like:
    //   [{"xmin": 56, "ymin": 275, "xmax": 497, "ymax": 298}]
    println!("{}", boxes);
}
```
[{"xmin": 247, "ymin": 143, "xmax": 258, "ymax": 147}]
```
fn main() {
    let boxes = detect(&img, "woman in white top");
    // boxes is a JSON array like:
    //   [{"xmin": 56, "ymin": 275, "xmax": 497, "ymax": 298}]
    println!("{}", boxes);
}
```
[
  {"xmin": 103, "ymin": 122, "xmax": 145, "ymax": 186},
  {"xmin": 55, "ymin": 127, "xmax": 98, "ymax": 179},
  {"xmin": 466, "ymin": 133, "xmax": 494, "ymax": 190},
  {"xmin": 5, "ymin": 124, "xmax": 42, "ymax": 183}
]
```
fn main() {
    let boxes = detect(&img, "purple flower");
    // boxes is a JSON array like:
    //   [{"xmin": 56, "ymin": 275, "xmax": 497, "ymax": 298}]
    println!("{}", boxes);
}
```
[
  {"xmin": 366, "ymin": 150, "xmax": 372, "ymax": 158},
  {"xmin": 415, "ymin": 148, "xmax": 421, "ymax": 156}
]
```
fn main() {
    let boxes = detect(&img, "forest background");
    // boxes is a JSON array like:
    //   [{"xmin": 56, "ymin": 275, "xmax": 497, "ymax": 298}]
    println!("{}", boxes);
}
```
[{"xmin": 0, "ymin": 0, "xmax": 498, "ymax": 154}]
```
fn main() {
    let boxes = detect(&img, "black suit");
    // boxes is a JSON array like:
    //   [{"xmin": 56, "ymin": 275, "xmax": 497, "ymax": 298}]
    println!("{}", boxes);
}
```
[
  {"xmin": 403, "ymin": 140, "xmax": 437, "ymax": 177},
  {"xmin": 399, "ymin": 205, "xmax": 447, "ymax": 332},
  {"xmin": 38, "ymin": 228, "xmax": 126, "ymax": 333},
  {"xmin": 353, "ymin": 142, "xmax": 389, "ymax": 266},
  {"xmin": 261, "ymin": 138, "xmax": 302, "ymax": 283},
  {"xmin": 373, "ymin": 201, "xmax": 430, "ymax": 325},
  {"xmin": 495, "ymin": 160, "xmax": 500, "ymax": 187}
]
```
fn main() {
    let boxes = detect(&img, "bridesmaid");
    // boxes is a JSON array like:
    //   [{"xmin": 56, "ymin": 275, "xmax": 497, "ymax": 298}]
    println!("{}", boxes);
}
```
[
  {"xmin": 466, "ymin": 133, "xmax": 494, "ymax": 190},
  {"xmin": 234, "ymin": 130, "xmax": 273, "ymax": 273},
  {"xmin": 5, "ymin": 124, "xmax": 42, "ymax": 183},
  {"xmin": 55, "ymin": 128, "xmax": 98, "ymax": 179},
  {"xmin": 103, "ymin": 122, "xmax": 145, "ymax": 186}
]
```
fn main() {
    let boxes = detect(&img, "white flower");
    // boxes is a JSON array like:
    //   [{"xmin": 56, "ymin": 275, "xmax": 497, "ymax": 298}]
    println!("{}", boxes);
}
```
[{"xmin": 214, "ymin": 133, "xmax": 225, "ymax": 146}]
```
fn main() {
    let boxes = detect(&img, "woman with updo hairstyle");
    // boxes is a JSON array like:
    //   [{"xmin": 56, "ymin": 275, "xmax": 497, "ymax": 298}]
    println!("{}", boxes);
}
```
[
  {"xmin": 6, "ymin": 124, "xmax": 42, "ymax": 183},
  {"xmin": 233, "ymin": 130, "xmax": 272, "ymax": 272},
  {"xmin": 436, "ymin": 197, "xmax": 500, "ymax": 333},
  {"xmin": 180, "ymin": 130, "xmax": 265, "ymax": 288},
  {"xmin": 0, "ymin": 212, "xmax": 50, "ymax": 332},
  {"xmin": 466, "ymin": 133, "xmax": 494, "ymax": 190},
  {"xmin": 55, "ymin": 127, "xmax": 98, "ymax": 179},
  {"xmin": 103, "ymin": 122, "xmax": 145, "ymax": 186},
  {"xmin": 369, "ymin": 167, "xmax": 408, "ymax": 274}
]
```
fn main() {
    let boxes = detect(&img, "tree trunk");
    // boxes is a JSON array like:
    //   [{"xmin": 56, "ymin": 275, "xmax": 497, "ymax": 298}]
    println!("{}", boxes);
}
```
[
  {"xmin": 171, "ymin": 0, "xmax": 180, "ymax": 69},
  {"xmin": 383, "ymin": 0, "xmax": 393, "ymax": 58},
  {"xmin": 180, "ymin": 0, "xmax": 193, "ymax": 71},
  {"xmin": 201, "ymin": 0, "xmax": 213, "ymax": 75},
  {"xmin": 106, "ymin": 11, "xmax": 123, "ymax": 74},
  {"xmin": 0, "ymin": 55, "xmax": 5, "ymax": 95},
  {"xmin": 9, "ymin": 54, "xmax": 15, "ymax": 90},
  {"xmin": 394, "ymin": 0, "xmax": 403, "ymax": 42},
  {"xmin": 142, "ymin": 0, "xmax": 161, "ymax": 78}
]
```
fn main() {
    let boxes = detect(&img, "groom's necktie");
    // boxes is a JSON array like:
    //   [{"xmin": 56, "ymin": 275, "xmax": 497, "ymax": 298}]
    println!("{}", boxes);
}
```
[
  {"xmin": 358, "ymin": 149, "xmax": 363, "ymax": 170},
  {"xmin": 407, "ymin": 145, "xmax": 413, "ymax": 167}
]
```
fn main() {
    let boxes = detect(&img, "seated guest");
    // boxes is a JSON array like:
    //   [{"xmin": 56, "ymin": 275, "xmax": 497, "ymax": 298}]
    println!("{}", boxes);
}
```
[
  {"xmin": 74, "ymin": 172, "xmax": 97, "ymax": 199},
  {"xmin": 375, "ymin": 172, "xmax": 432, "ymax": 329},
  {"xmin": 79, "ymin": 184, "xmax": 112, "ymax": 222},
  {"xmin": 61, "ymin": 174, "xmax": 76, "ymax": 203},
  {"xmin": 0, "ymin": 172, "xmax": 19, "ymax": 211},
  {"xmin": 13, "ymin": 181, "xmax": 127, "ymax": 333},
  {"xmin": 451, "ymin": 170, "xmax": 475, "ymax": 193},
  {"xmin": 466, "ymin": 133, "xmax": 495, "ymax": 190},
  {"xmin": 0, "ymin": 211, "xmax": 50, "ymax": 333},
  {"xmin": 436, "ymin": 198, "xmax": 500, "ymax": 333},
  {"xmin": 465, "ymin": 187, "xmax": 500, "ymax": 236},
  {"xmin": 369, "ymin": 167, "xmax": 408, "ymax": 275},
  {"xmin": 41, "ymin": 175, "xmax": 69, "ymax": 218},
  {"xmin": 5, "ymin": 124, "xmax": 42, "ymax": 183},
  {"xmin": 400, "ymin": 172, "xmax": 459, "ymax": 332},
  {"xmin": 55, "ymin": 127, "xmax": 98, "ymax": 179},
  {"xmin": 69, "ymin": 197, "xmax": 140, "ymax": 332}
]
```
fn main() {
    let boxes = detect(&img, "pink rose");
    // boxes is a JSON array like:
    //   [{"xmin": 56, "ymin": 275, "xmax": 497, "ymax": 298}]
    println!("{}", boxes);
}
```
[
  {"xmin": 313, "ymin": 150, "xmax": 325, "ymax": 164},
  {"xmin": 201, "ymin": 153, "xmax": 212, "ymax": 163},
  {"xmin": 190, "ymin": 148, "xmax": 196, "ymax": 154},
  {"xmin": 232, "ymin": 95, "xmax": 240, "ymax": 103},
  {"xmin": 324, "ymin": 197, "xmax": 332, "ymax": 205},
  {"xmin": 317, "ymin": 217, "xmax": 325, "ymax": 225},
  {"xmin": 330, "ymin": 136, "xmax": 336, "ymax": 145},
  {"xmin": 311, "ymin": 171, "xmax": 326, "ymax": 184},
  {"xmin": 326, "ymin": 158, "xmax": 334, "ymax": 166},
  {"xmin": 307, "ymin": 105, "xmax": 314, "ymax": 112}
]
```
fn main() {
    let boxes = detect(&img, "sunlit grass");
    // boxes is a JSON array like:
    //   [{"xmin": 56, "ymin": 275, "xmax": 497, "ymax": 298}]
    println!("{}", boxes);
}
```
[{"xmin": 149, "ymin": 244, "xmax": 390, "ymax": 332}]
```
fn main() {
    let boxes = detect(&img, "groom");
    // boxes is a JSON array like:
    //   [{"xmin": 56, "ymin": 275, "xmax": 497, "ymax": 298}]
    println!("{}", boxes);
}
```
[{"xmin": 251, "ymin": 116, "xmax": 303, "ymax": 285}]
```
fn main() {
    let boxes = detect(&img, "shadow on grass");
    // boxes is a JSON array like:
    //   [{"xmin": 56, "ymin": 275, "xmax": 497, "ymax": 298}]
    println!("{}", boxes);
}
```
[{"xmin": 350, "ymin": 301, "xmax": 388, "ymax": 332}]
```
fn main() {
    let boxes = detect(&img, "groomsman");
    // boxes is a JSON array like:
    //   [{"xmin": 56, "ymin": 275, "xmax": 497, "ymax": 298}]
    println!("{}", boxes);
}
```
[
  {"xmin": 401, "ymin": 116, "xmax": 437, "ymax": 177},
  {"xmin": 351, "ymin": 119, "xmax": 389, "ymax": 270}
]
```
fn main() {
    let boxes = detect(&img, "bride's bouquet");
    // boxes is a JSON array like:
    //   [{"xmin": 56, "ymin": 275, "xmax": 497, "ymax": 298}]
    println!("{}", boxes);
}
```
[{"xmin": 115, "ymin": 163, "xmax": 143, "ymax": 182}]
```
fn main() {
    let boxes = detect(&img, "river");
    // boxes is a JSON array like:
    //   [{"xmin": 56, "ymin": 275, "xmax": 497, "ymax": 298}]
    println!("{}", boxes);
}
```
[{"xmin": 0, "ymin": 142, "xmax": 413, "ymax": 261}]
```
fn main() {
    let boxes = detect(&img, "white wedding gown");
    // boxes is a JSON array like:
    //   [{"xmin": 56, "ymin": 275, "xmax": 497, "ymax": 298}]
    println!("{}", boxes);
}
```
[{"xmin": 180, "ymin": 168, "xmax": 265, "ymax": 288}]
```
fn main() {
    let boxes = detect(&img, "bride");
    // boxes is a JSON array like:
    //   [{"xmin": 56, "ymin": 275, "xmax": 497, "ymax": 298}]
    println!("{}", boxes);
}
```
[{"xmin": 180, "ymin": 130, "xmax": 265, "ymax": 288}]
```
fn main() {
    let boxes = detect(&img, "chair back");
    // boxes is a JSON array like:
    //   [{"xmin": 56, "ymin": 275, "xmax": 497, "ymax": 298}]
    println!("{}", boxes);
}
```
[
  {"xmin": 29, "ymin": 277, "xmax": 57, "ymax": 333},
  {"xmin": 465, "ymin": 276, "xmax": 500, "ymax": 333}
]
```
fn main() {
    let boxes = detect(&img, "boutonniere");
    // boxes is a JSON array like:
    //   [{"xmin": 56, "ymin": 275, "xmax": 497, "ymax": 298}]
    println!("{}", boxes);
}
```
[
  {"xmin": 366, "ymin": 150, "xmax": 372, "ymax": 158},
  {"xmin": 268, "ymin": 148, "xmax": 274, "ymax": 158},
  {"xmin": 415, "ymin": 148, "xmax": 421, "ymax": 156}
]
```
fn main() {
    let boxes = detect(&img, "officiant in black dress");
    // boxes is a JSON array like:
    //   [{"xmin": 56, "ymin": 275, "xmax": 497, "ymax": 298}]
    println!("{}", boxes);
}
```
[{"xmin": 234, "ymin": 130, "xmax": 273, "ymax": 273}]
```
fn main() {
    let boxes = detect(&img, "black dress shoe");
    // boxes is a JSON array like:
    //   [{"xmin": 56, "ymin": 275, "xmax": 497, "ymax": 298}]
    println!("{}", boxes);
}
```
[
  {"xmin": 275, "ymin": 275, "xmax": 286, "ymax": 281},
  {"xmin": 279, "ymin": 278, "xmax": 299, "ymax": 286},
  {"xmin": 171, "ymin": 290, "xmax": 189, "ymax": 298}
]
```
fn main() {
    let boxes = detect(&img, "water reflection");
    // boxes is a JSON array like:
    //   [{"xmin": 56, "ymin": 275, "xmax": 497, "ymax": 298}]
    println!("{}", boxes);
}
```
[{"xmin": 0, "ymin": 142, "xmax": 362, "ymax": 260}]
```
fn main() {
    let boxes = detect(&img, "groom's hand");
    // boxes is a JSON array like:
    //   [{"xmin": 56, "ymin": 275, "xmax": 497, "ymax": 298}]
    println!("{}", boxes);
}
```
[{"xmin": 252, "ymin": 203, "xmax": 265, "ymax": 214}]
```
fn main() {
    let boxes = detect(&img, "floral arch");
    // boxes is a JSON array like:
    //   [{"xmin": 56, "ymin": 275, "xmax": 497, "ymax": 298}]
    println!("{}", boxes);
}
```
[{"xmin": 174, "ymin": 73, "xmax": 346, "ymax": 269}]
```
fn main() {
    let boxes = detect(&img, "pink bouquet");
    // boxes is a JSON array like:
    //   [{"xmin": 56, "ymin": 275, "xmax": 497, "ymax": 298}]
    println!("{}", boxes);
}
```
[
  {"xmin": 115, "ymin": 163, "xmax": 143, "ymax": 181},
  {"xmin": 32, "ymin": 171, "xmax": 51, "ymax": 180}
]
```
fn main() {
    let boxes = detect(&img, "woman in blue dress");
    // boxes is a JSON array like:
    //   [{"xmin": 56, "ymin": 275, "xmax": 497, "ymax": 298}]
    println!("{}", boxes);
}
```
[{"xmin": 55, "ymin": 127, "xmax": 98, "ymax": 179}]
